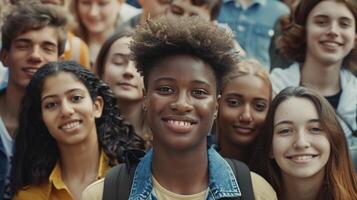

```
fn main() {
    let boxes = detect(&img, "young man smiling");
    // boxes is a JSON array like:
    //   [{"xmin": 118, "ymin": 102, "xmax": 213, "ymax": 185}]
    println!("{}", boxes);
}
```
[
  {"xmin": 83, "ymin": 16, "xmax": 277, "ymax": 200},
  {"xmin": 0, "ymin": 4, "xmax": 67, "ymax": 199}
]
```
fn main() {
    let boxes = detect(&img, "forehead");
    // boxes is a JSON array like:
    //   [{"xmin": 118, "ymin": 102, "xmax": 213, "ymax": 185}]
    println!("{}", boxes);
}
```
[
  {"xmin": 274, "ymin": 97, "xmax": 318, "ymax": 124},
  {"xmin": 12, "ymin": 26, "xmax": 59, "ymax": 46},
  {"xmin": 222, "ymin": 75, "xmax": 270, "ymax": 98},
  {"xmin": 308, "ymin": 0, "xmax": 355, "ymax": 22},
  {"xmin": 41, "ymin": 72, "xmax": 86, "ymax": 96},
  {"xmin": 108, "ymin": 36, "xmax": 132, "ymax": 55},
  {"xmin": 147, "ymin": 54, "xmax": 216, "ymax": 85}
]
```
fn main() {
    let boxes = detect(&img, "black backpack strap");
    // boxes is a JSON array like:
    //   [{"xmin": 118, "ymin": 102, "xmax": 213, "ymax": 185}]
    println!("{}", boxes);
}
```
[
  {"xmin": 225, "ymin": 158, "xmax": 255, "ymax": 200},
  {"xmin": 102, "ymin": 163, "xmax": 137, "ymax": 200}
]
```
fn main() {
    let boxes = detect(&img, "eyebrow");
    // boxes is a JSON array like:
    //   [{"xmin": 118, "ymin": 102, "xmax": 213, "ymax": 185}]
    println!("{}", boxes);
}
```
[
  {"xmin": 274, "ymin": 119, "xmax": 321, "ymax": 128},
  {"xmin": 224, "ymin": 93, "xmax": 268, "ymax": 101},
  {"xmin": 41, "ymin": 88, "xmax": 84, "ymax": 102},
  {"xmin": 153, "ymin": 77, "xmax": 211, "ymax": 85}
]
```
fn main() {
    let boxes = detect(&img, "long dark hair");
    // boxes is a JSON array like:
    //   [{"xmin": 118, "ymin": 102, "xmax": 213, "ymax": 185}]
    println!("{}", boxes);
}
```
[
  {"xmin": 10, "ymin": 61, "xmax": 145, "ymax": 194},
  {"xmin": 252, "ymin": 86, "xmax": 357, "ymax": 199}
]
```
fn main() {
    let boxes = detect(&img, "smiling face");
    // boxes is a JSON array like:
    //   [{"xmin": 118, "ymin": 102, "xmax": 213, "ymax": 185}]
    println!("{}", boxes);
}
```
[
  {"xmin": 2, "ymin": 27, "xmax": 59, "ymax": 90},
  {"xmin": 218, "ymin": 75, "xmax": 270, "ymax": 147},
  {"xmin": 272, "ymin": 97, "xmax": 330, "ymax": 180},
  {"xmin": 145, "ymin": 54, "xmax": 218, "ymax": 152},
  {"xmin": 305, "ymin": 0, "xmax": 357, "ymax": 66},
  {"xmin": 77, "ymin": 0, "xmax": 122, "ymax": 34},
  {"xmin": 102, "ymin": 36, "xmax": 144, "ymax": 103},
  {"xmin": 41, "ymin": 72, "xmax": 103, "ymax": 147}
]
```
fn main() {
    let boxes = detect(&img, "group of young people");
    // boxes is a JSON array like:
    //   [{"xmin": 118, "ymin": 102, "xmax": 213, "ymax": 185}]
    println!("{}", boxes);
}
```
[{"xmin": 0, "ymin": 0, "xmax": 356, "ymax": 200}]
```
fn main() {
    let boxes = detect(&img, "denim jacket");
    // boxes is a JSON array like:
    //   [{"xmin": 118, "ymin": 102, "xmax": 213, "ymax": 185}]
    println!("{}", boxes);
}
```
[
  {"xmin": 128, "ymin": 147, "xmax": 241, "ymax": 200},
  {"xmin": 218, "ymin": 0, "xmax": 289, "ymax": 70}
]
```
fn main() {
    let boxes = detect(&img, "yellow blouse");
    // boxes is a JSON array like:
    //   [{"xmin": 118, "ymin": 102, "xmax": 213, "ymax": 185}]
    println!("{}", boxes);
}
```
[{"xmin": 13, "ymin": 152, "xmax": 110, "ymax": 200}]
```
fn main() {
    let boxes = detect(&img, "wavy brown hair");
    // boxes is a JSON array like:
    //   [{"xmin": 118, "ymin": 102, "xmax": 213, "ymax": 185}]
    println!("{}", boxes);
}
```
[
  {"xmin": 252, "ymin": 86, "xmax": 357, "ymax": 200},
  {"xmin": 277, "ymin": 0, "xmax": 357, "ymax": 68}
]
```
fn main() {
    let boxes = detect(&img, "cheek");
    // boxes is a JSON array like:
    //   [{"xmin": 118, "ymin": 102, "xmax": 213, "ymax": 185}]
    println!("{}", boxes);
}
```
[{"xmin": 271, "ymin": 136, "xmax": 286, "ymax": 159}]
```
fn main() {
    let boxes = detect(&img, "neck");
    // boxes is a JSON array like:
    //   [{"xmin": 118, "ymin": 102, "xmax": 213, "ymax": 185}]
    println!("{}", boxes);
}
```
[
  {"xmin": 117, "ymin": 99, "xmax": 144, "ymax": 135},
  {"xmin": 152, "ymin": 143, "xmax": 208, "ymax": 195},
  {"xmin": 0, "ymin": 83, "xmax": 25, "ymax": 138},
  {"xmin": 281, "ymin": 170, "xmax": 325, "ymax": 200},
  {"xmin": 219, "ymin": 139, "xmax": 250, "ymax": 163},
  {"xmin": 88, "ymin": 28, "xmax": 114, "ymax": 44},
  {"xmin": 58, "ymin": 134, "xmax": 100, "ymax": 183},
  {"xmin": 301, "ymin": 57, "xmax": 342, "ymax": 96}
]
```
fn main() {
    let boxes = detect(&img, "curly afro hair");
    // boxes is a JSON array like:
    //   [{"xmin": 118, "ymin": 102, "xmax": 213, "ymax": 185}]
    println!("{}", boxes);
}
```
[{"xmin": 130, "ymin": 16, "xmax": 240, "ymax": 93}]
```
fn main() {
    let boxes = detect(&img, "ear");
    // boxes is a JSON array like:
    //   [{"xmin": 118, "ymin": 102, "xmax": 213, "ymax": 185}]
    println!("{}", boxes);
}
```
[
  {"xmin": 0, "ymin": 49, "xmax": 9, "ymax": 68},
  {"xmin": 93, "ymin": 96, "xmax": 104, "ymax": 118}
]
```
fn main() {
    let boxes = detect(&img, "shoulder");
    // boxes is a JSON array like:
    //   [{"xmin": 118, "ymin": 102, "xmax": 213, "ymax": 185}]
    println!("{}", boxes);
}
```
[
  {"xmin": 12, "ymin": 185, "xmax": 48, "ymax": 200},
  {"xmin": 270, "ymin": 63, "xmax": 300, "ymax": 95},
  {"xmin": 82, "ymin": 178, "xmax": 104, "ymax": 200},
  {"xmin": 267, "ymin": 0, "xmax": 290, "ymax": 14},
  {"xmin": 251, "ymin": 172, "xmax": 277, "ymax": 200}
]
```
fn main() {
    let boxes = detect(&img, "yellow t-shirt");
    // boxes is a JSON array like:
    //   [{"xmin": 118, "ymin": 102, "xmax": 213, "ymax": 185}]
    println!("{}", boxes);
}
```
[
  {"xmin": 82, "ymin": 172, "xmax": 277, "ymax": 200},
  {"xmin": 153, "ymin": 176, "xmax": 207, "ymax": 200},
  {"xmin": 13, "ymin": 152, "xmax": 110, "ymax": 200}
]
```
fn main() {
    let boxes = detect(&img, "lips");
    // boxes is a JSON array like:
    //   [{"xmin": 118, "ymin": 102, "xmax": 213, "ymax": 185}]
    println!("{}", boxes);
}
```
[
  {"xmin": 116, "ymin": 82, "xmax": 136, "ymax": 89},
  {"xmin": 233, "ymin": 125, "xmax": 255, "ymax": 134},
  {"xmin": 22, "ymin": 67, "xmax": 39, "ymax": 76},
  {"xmin": 286, "ymin": 154, "xmax": 318, "ymax": 163},
  {"xmin": 59, "ymin": 120, "xmax": 83, "ymax": 132},
  {"xmin": 319, "ymin": 40, "xmax": 342, "ymax": 49}
]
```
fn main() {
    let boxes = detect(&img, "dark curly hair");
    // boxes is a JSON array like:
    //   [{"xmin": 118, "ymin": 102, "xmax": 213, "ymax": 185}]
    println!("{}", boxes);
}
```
[
  {"xmin": 130, "ymin": 16, "xmax": 239, "ymax": 93},
  {"xmin": 1, "ymin": 3, "xmax": 67, "ymax": 56},
  {"xmin": 277, "ymin": 0, "xmax": 357, "ymax": 66},
  {"xmin": 10, "ymin": 61, "xmax": 145, "ymax": 194}
]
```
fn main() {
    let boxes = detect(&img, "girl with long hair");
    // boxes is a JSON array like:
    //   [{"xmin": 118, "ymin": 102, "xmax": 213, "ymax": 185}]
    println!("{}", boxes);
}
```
[
  {"xmin": 217, "ymin": 59, "xmax": 272, "ymax": 165},
  {"xmin": 10, "ymin": 61, "xmax": 145, "ymax": 200},
  {"xmin": 253, "ymin": 86, "xmax": 357, "ymax": 200}
]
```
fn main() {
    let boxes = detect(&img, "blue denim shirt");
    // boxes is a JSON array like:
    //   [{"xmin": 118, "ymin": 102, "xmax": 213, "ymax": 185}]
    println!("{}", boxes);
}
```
[
  {"xmin": 128, "ymin": 147, "xmax": 241, "ymax": 200},
  {"xmin": 218, "ymin": 0, "xmax": 289, "ymax": 70}
]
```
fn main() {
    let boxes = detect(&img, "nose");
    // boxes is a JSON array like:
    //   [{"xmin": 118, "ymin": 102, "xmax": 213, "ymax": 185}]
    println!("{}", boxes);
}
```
[
  {"xmin": 169, "ymin": 91, "xmax": 193, "ymax": 113},
  {"xmin": 327, "ymin": 22, "xmax": 339, "ymax": 37},
  {"xmin": 293, "ymin": 130, "xmax": 311, "ymax": 149},
  {"xmin": 89, "ymin": 4, "xmax": 100, "ymax": 16},
  {"xmin": 28, "ymin": 46, "xmax": 42, "ymax": 64},
  {"xmin": 60, "ymin": 100, "xmax": 75, "ymax": 117},
  {"xmin": 238, "ymin": 104, "xmax": 253, "ymax": 123},
  {"xmin": 122, "ymin": 61, "xmax": 137, "ymax": 79}
]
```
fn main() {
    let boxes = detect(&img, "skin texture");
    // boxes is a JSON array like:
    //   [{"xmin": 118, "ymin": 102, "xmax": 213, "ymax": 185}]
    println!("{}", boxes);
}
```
[
  {"xmin": 1, "ymin": 27, "xmax": 59, "ymax": 90},
  {"xmin": 139, "ymin": 0, "xmax": 171, "ymax": 21},
  {"xmin": 305, "ymin": 0, "xmax": 356, "ymax": 67},
  {"xmin": 77, "ymin": 0, "xmax": 122, "ymax": 34},
  {"xmin": 102, "ymin": 36, "xmax": 144, "ymax": 102},
  {"xmin": 272, "ymin": 97, "xmax": 330, "ymax": 181},
  {"xmin": 218, "ymin": 75, "xmax": 270, "ymax": 148},
  {"xmin": 41, "ymin": 72, "xmax": 103, "ymax": 147},
  {"xmin": 145, "ymin": 54, "xmax": 218, "ymax": 153},
  {"xmin": 166, "ymin": 0, "xmax": 211, "ymax": 21}
]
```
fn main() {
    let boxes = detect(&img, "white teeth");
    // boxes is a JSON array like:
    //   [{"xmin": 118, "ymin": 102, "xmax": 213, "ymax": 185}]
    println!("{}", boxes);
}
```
[
  {"xmin": 322, "ymin": 42, "xmax": 339, "ymax": 47},
  {"xmin": 291, "ymin": 155, "xmax": 314, "ymax": 161},
  {"xmin": 24, "ymin": 68, "xmax": 38, "ymax": 74},
  {"xmin": 61, "ymin": 121, "xmax": 80, "ymax": 130},
  {"xmin": 168, "ymin": 120, "xmax": 191, "ymax": 127}
]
